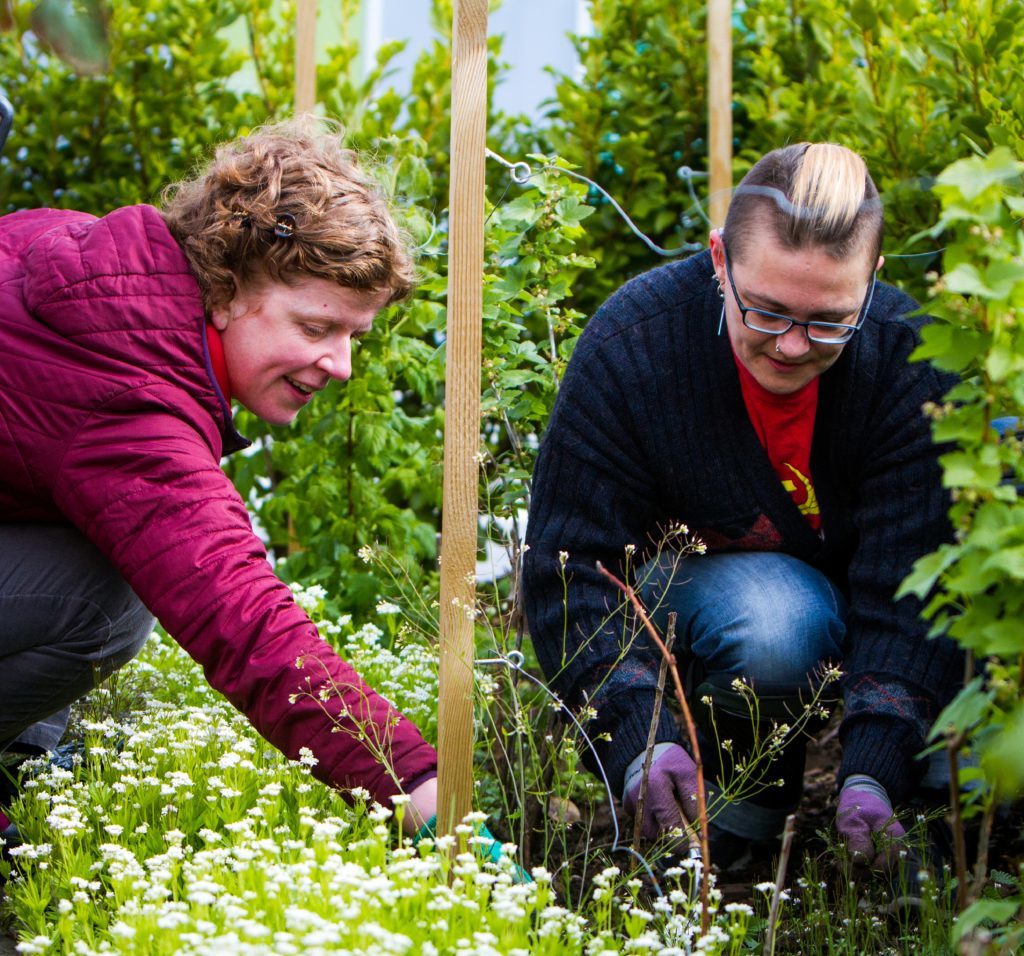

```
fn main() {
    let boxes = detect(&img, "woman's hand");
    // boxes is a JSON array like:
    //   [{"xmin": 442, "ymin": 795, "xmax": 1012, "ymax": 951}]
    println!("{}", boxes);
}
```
[{"xmin": 404, "ymin": 775, "xmax": 437, "ymax": 836}]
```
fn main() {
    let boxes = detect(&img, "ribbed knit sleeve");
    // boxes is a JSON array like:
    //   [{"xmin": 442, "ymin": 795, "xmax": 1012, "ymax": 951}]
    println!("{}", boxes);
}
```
[{"xmin": 523, "ymin": 260, "xmax": 715, "ymax": 797}]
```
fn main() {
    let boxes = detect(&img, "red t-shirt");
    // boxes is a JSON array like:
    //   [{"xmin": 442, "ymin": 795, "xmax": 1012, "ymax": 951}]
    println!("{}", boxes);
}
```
[{"xmin": 733, "ymin": 353, "xmax": 821, "ymax": 531}]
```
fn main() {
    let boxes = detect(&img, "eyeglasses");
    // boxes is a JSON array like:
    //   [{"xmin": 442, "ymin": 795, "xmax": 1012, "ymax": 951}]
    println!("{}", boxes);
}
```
[{"xmin": 722, "ymin": 247, "xmax": 875, "ymax": 345}]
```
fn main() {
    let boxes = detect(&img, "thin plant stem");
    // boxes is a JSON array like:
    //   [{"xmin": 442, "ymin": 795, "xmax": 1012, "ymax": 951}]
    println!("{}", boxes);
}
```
[
  {"xmin": 633, "ymin": 614, "xmax": 677, "ymax": 853},
  {"xmin": 971, "ymin": 788, "xmax": 999, "ymax": 904},
  {"xmin": 765, "ymin": 813, "xmax": 797, "ymax": 956},
  {"xmin": 947, "ymin": 732, "xmax": 969, "ymax": 911},
  {"xmin": 596, "ymin": 562, "xmax": 711, "ymax": 935}
]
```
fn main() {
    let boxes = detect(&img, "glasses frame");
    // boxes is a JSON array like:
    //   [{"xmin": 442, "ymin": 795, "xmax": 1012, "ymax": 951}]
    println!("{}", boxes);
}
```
[{"xmin": 722, "ymin": 246, "xmax": 875, "ymax": 345}]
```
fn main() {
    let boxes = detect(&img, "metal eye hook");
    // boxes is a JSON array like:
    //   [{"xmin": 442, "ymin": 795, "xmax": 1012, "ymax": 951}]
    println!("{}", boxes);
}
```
[{"xmin": 510, "ymin": 162, "xmax": 532, "ymax": 185}]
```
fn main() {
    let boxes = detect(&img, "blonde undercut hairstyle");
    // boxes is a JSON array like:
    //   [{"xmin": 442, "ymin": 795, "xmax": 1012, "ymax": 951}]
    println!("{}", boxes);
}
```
[
  {"xmin": 161, "ymin": 117, "xmax": 415, "ymax": 311},
  {"xmin": 722, "ymin": 142, "xmax": 883, "ymax": 273}
]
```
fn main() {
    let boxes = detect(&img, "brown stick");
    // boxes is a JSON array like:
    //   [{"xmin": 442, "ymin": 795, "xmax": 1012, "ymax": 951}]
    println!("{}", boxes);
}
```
[
  {"xmin": 294, "ymin": 0, "xmax": 318, "ymax": 114},
  {"xmin": 765, "ymin": 814, "xmax": 797, "ymax": 956},
  {"xmin": 633, "ymin": 615, "xmax": 677, "ymax": 852},
  {"xmin": 596, "ymin": 562, "xmax": 711, "ymax": 935}
]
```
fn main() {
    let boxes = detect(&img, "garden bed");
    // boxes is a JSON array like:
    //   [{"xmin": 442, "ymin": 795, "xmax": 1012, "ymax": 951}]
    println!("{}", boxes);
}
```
[{"xmin": 4, "ymin": 615, "xmax": 1019, "ymax": 955}]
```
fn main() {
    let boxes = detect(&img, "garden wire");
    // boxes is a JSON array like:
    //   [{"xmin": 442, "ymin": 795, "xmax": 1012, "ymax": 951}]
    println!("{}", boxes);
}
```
[
  {"xmin": 485, "ymin": 147, "xmax": 946, "ymax": 263},
  {"xmin": 475, "ymin": 650, "xmax": 704, "ymax": 905},
  {"xmin": 486, "ymin": 148, "xmax": 705, "ymax": 257}
]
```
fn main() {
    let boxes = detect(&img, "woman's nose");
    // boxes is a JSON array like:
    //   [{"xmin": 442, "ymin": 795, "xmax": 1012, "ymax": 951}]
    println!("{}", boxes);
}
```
[
  {"xmin": 775, "ymin": 324, "xmax": 811, "ymax": 358},
  {"xmin": 316, "ymin": 339, "xmax": 352, "ymax": 381}
]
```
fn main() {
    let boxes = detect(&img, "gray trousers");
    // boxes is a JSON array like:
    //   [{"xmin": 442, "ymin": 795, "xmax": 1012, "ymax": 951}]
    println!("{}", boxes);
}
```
[{"xmin": 0, "ymin": 524, "xmax": 154, "ymax": 755}]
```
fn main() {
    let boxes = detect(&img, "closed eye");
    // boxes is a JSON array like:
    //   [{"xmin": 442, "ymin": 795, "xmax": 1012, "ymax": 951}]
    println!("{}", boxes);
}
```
[{"xmin": 303, "ymin": 325, "xmax": 330, "ymax": 339}]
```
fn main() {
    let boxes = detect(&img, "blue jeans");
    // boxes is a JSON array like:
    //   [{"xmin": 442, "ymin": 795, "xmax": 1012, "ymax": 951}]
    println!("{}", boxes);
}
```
[
  {"xmin": 639, "ymin": 551, "xmax": 848, "ymax": 688},
  {"xmin": 0, "ymin": 525, "xmax": 154, "ymax": 756},
  {"xmin": 638, "ymin": 551, "xmax": 848, "ymax": 839}
]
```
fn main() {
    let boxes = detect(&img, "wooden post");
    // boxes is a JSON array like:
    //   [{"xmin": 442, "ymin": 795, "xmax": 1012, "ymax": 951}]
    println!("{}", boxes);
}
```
[
  {"xmin": 437, "ymin": 0, "xmax": 489, "ymax": 836},
  {"xmin": 707, "ymin": 0, "xmax": 732, "ymax": 228},
  {"xmin": 295, "ymin": 0, "xmax": 318, "ymax": 114}
]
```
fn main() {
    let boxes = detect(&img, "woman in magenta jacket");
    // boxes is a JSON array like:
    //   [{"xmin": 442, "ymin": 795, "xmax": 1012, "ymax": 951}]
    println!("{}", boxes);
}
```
[{"xmin": 0, "ymin": 119, "xmax": 437, "ymax": 833}]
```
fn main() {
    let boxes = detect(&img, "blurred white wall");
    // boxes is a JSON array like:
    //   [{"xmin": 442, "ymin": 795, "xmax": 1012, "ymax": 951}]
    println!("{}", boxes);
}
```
[{"xmin": 362, "ymin": 1, "xmax": 591, "ymax": 118}]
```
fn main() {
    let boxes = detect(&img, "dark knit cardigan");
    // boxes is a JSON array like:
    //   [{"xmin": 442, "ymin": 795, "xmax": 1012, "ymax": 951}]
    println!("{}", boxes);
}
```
[{"xmin": 523, "ymin": 250, "xmax": 963, "ymax": 804}]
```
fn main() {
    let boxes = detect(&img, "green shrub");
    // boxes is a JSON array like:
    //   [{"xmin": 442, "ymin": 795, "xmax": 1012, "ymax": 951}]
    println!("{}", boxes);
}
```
[
  {"xmin": 899, "ymin": 146, "xmax": 1024, "ymax": 951},
  {"xmin": 0, "ymin": 0, "xmax": 257, "ymax": 212},
  {"xmin": 536, "ymin": 0, "xmax": 1024, "ymax": 316}
]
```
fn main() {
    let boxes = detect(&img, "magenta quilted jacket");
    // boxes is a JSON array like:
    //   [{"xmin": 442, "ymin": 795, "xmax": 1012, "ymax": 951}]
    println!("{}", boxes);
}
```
[{"xmin": 0, "ymin": 204, "xmax": 437, "ymax": 803}]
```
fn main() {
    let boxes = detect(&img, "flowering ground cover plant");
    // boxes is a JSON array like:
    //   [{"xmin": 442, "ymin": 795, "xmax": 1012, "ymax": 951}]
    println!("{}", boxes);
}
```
[{"xmin": 1, "ymin": 597, "xmax": 764, "ymax": 955}]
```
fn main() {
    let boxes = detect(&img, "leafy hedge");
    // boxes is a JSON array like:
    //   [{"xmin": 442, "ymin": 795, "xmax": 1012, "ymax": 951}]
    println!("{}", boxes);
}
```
[{"xmin": 535, "ymin": 0, "xmax": 1024, "ymax": 312}]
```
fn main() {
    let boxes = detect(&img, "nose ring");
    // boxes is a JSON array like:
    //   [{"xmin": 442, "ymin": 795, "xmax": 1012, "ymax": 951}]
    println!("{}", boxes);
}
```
[{"xmin": 775, "ymin": 342, "xmax": 782, "ymax": 353}]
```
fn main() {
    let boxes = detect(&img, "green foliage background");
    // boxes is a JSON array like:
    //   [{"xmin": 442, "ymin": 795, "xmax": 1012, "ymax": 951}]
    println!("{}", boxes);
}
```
[
  {"xmin": 3, "ymin": 0, "xmax": 1022, "ymax": 639},
  {"xmin": 3, "ymin": 0, "xmax": 1024, "ymax": 945}
]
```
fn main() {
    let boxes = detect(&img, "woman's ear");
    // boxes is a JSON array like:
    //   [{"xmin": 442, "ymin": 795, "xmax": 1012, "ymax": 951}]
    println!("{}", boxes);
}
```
[
  {"xmin": 709, "ymin": 228, "xmax": 726, "ymax": 283},
  {"xmin": 209, "ymin": 303, "xmax": 231, "ymax": 332},
  {"xmin": 210, "ymin": 280, "xmax": 244, "ymax": 331}
]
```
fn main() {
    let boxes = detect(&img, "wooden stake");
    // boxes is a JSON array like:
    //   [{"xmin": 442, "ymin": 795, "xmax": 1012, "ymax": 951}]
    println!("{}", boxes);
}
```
[
  {"xmin": 437, "ymin": 0, "xmax": 489, "ymax": 837},
  {"xmin": 295, "ymin": 0, "xmax": 318, "ymax": 114},
  {"xmin": 707, "ymin": 0, "xmax": 733, "ymax": 228}
]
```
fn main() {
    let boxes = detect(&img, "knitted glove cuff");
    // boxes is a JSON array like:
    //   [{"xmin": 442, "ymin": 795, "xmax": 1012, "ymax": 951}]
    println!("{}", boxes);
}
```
[{"xmin": 840, "ymin": 774, "xmax": 891, "ymax": 807}]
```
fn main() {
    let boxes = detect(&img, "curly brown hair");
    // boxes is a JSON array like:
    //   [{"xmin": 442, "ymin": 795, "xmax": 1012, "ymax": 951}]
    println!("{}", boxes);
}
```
[{"xmin": 161, "ymin": 117, "xmax": 415, "ymax": 311}]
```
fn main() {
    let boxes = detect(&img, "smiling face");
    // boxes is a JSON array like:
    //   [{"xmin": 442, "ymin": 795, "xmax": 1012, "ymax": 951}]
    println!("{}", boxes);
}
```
[
  {"xmin": 211, "ymin": 275, "xmax": 390, "ymax": 425},
  {"xmin": 709, "ymin": 229, "xmax": 881, "ymax": 395}
]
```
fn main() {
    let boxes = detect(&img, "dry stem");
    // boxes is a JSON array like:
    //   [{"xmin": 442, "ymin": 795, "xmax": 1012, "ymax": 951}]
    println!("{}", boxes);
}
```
[
  {"xmin": 633, "ymin": 615, "xmax": 677, "ymax": 852},
  {"xmin": 947, "ymin": 732, "xmax": 970, "ymax": 911},
  {"xmin": 765, "ymin": 814, "xmax": 797, "ymax": 956},
  {"xmin": 596, "ymin": 561, "xmax": 711, "ymax": 935}
]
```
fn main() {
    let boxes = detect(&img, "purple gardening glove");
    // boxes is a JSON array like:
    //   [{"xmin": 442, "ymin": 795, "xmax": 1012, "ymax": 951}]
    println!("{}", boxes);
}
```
[
  {"xmin": 836, "ymin": 775, "xmax": 906, "ymax": 868},
  {"xmin": 622, "ymin": 743, "xmax": 699, "ymax": 843}
]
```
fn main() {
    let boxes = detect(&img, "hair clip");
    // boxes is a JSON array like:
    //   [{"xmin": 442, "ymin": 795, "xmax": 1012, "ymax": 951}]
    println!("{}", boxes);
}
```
[
  {"xmin": 273, "ymin": 213, "xmax": 296, "ymax": 239},
  {"xmin": 230, "ymin": 212, "xmax": 252, "ymax": 228}
]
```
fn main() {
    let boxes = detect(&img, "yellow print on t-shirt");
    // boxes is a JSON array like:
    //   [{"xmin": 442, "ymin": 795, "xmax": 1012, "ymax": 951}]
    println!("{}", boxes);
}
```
[{"xmin": 781, "ymin": 463, "xmax": 820, "ymax": 517}]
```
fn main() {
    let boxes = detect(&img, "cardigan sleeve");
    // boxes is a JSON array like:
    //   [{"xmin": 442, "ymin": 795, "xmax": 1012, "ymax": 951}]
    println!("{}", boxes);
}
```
[
  {"xmin": 523, "ymin": 319, "xmax": 683, "ymax": 798},
  {"xmin": 837, "ymin": 321, "xmax": 962, "ymax": 802}
]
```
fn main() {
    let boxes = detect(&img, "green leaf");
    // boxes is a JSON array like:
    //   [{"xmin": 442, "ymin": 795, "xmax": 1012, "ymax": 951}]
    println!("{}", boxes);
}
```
[
  {"xmin": 928, "ymin": 677, "xmax": 992, "ymax": 741},
  {"xmin": 982, "ymin": 545, "xmax": 1024, "ymax": 580},
  {"xmin": 936, "ymin": 148, "xmax": 1023, "ymax": 202},
  {"xmin": 943, "ymin": 263, "xmax": 996, "ymax": 298},
  {"xmin": 940, "ymin": 450, "xmax": 1003, "ymax": 488},
  {"xmin": 982, "ymin": 703, "xmax": 1024, "ymax": 797},
  {"xmin": 897, "ymin": 544, "xmax": 959, "ymax": 599}
]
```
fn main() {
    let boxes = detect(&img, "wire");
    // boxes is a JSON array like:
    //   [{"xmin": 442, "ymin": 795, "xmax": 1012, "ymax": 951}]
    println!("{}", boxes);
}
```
[
  {"xmin": 475, "ymin": 650, "xmax": 703, "ymax": 903},
  {"xmin": 486, "ymin": 149, "xmax": 704, "ymax": 258},
  {"xmin": 485, "ymin": 148, "xmax": 948, "ymax": 264}
]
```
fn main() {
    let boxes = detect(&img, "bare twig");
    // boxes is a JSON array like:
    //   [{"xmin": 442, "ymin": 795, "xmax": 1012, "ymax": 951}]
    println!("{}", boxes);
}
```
[
  {"xmin": 596, "ymin": 561, "xmax": 711, "ymax": 935},
  {"xmin": 947, "ymin": 732, "xmax": 970, "ymax": 911},
  {"xmin": 970, "ymin": 788, "xmax": 998, "ymax": 904},
  {"xmin": 633, "ymin": 614, "xmax": 677, "ymax": 852},
  {"xmin": 765, "ymin": 814, "xmax": 797, "ymax": 956}
]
